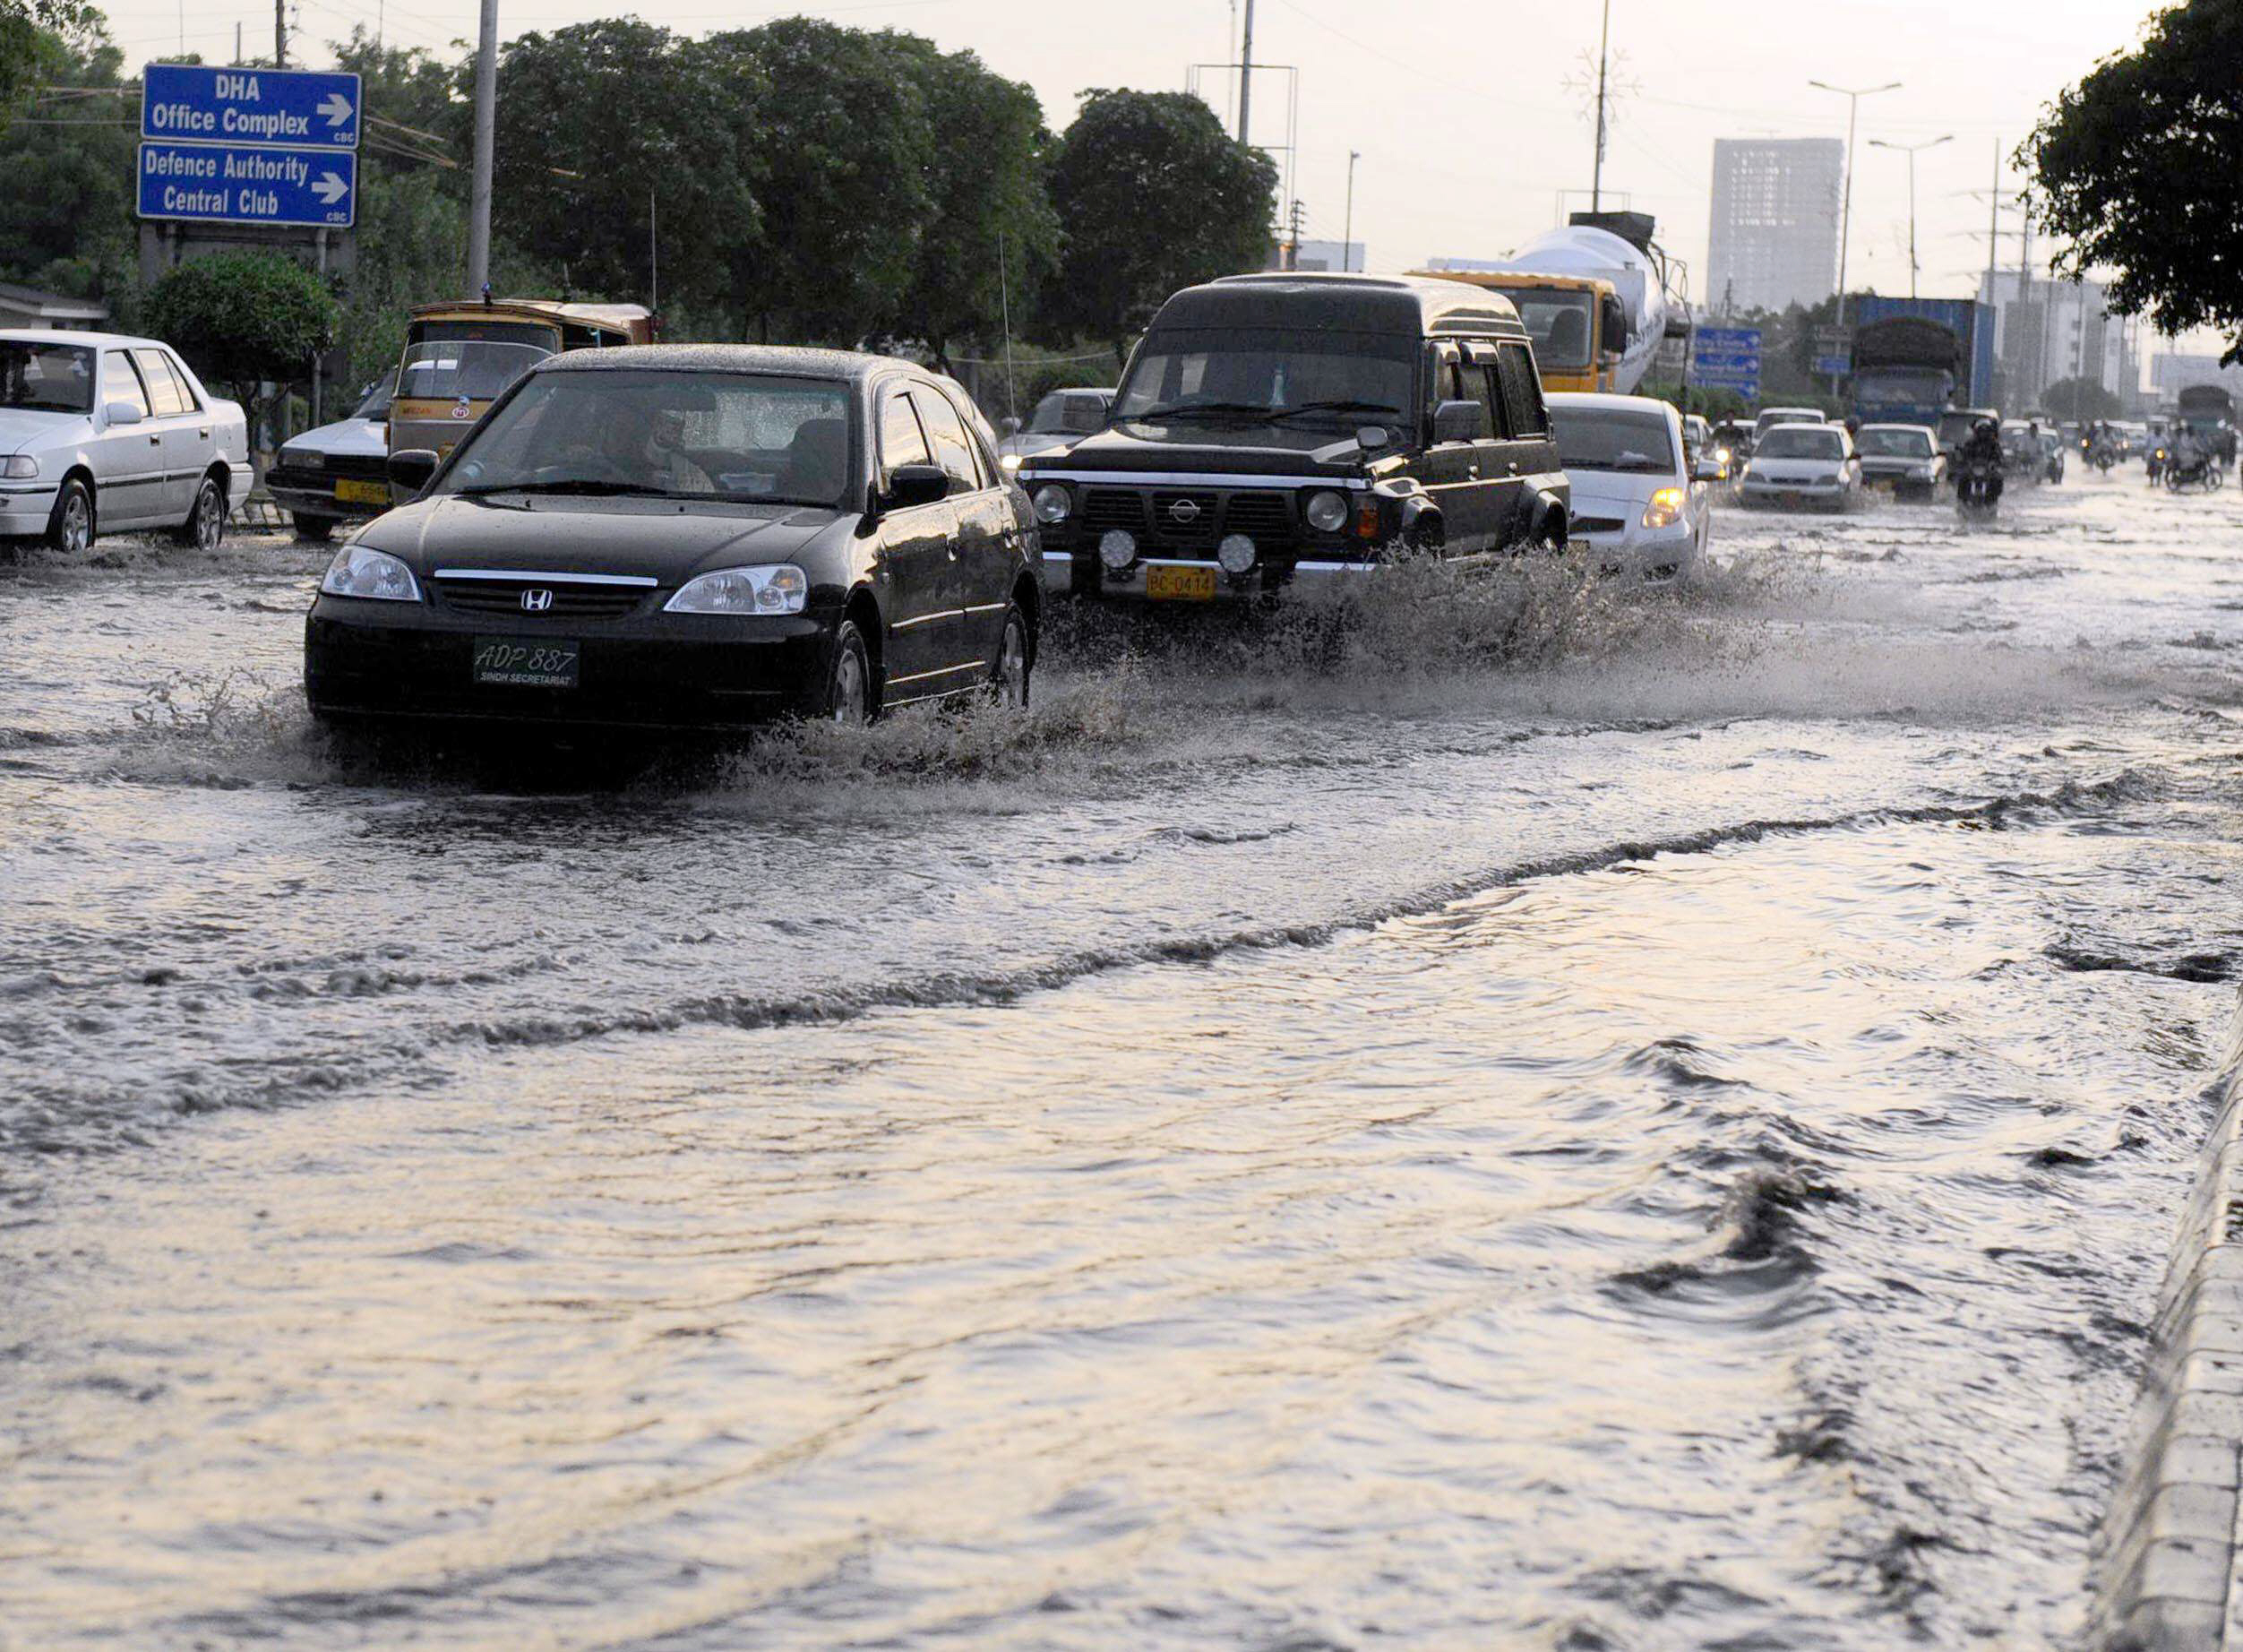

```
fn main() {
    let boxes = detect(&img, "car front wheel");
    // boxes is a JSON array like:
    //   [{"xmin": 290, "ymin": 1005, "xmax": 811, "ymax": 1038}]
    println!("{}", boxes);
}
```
[
  {"xmin": 175, "ymin": 475, "xmax": 225, "ymax": 550},
  {"xmin": 46, "ymin": 478, "xmax": 93, "ymax": 555},
  {"xmin": 825, "ymin": 619, "xmax": 874, "ymax": 726},
  {"xmin": 986, "ymin": 603, "xmax": 1030, "ymax": 708}
]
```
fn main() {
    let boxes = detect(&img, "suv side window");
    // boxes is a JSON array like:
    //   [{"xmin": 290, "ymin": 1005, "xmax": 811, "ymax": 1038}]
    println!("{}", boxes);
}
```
[
  {"xmin": 1495, "ymin": 344, "xmax": 1549, "ymax": 437},
  {"xmin": 910, "ymin": 386, "xmax": 979, "ymax": 493},
  {"xmin": 102, "ymin": 350, "xmax": 152, "ymax": 418},
  {"xmin": 881, "ymin": 390, "xmax": 932, "ymax": 481}
]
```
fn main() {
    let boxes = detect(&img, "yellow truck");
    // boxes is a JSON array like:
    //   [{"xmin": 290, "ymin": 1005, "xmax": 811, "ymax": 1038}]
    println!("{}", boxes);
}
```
[{"xmin": 1409, "ymin": 270, "xmax": 1628, "ymax": 393}]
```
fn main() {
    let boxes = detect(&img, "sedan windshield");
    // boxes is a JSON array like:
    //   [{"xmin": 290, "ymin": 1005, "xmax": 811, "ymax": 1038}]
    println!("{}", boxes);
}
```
[
  {"xmin": 1551, "ymin": 408, "xmax": 1676, "ymax": 474},
  {"xmin": 1857, "ymin": 427, "xmax": 1933, "ymax": 458},
  {"xmin": 1, "ymin": 340, "xmax": 94, "ymax": 414},
  {"xmin": 437, "ymin": 369, "xmax": 855, "ymax": 506},
  {"xmin": 1114, "ymin": 327, "xmax": 1414, "ymax": 428},
  {"xmin": 1757, "ymin": 426, "xmax": 1845, "ymax": 460},
  {"xmin": 397, "ymin": 340, "xmax": 551, "ymax": 403}
]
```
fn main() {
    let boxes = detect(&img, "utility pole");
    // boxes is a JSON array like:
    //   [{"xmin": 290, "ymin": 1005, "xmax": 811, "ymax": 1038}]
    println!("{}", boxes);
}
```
[
  {"xmin": 1282, "ymin": 198, "xmax": 1305, "ymax": 271},
  {"xmin": 1343, "ymin": 150, "xmax": 1360, "ymax": 272},
  {"xmin": 274, "ymin": 0, "xmax": 286, "ymax": 66},
  {"xmin": 467, "ymin": 0, "xmax": 499, "ymax": 296},
  {"xmin": 1809, "ymin": 79, "xmax": 1900, "ymax": 390},
  {"xmin": 1590, "ymin": 0, "xmax": 1611, "ymax": 211},
  {"xmin": 1236, "ymin": 0, "xmax": 1254, "ymax": 145},
  {"xmin": 1868, "ymin": 133, "xmax": 1950, "ymax": 299}
]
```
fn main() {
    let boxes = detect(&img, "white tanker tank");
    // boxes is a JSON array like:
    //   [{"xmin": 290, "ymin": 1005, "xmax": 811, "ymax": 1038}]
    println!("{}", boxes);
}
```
[{"xmin": 1492, "ymin": 212, "xmax": 1687, "ymax": 395}]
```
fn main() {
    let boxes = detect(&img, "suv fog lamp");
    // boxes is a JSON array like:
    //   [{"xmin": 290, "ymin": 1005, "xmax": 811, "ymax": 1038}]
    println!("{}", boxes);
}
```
[
  {"xmin": 2, "ymin": 454, "xmax": 38, "ymax": 479},
  {"xmin": 1303, "ymin": 489, "xmax": 1349, "ymax": 533},
  {"xmin": 319, "ymin": 544, "xmax": 421, "ymax": 602},
  {"xmin": 1641, "ymin": 486, "xmax": 1688, "ymax": 529},
  {"xmin": 1216, "ymin": 534, "xmax": 1256, "ymax": 574},
  {"xmin": 1098, "ymin": 529, "xmax": 1138, "ymax": 570},
  {"xmin": 666, "ymin": 563, "xmax": 808, "ymax": 615},
  {"xmin": 1032, "ymin": 483, "xmax": 1071, "ymax": 524}
]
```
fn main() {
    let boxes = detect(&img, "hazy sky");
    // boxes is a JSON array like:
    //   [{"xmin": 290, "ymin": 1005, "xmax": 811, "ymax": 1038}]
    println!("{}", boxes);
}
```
[{"xmin": 97, "ymin": 0, "xmax": 2161, "ymax": 318}]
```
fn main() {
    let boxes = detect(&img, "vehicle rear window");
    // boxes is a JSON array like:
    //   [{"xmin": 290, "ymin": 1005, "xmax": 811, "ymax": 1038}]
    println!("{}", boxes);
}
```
[
  {"xmin": 1757, "ymin": 426, "xmax": 1844, "ymax": 460},
  {"xmin": 1551, "ymin": 407, "xmax": 1676, "ymax": 474},
  {"xmin": 0, "ymin": 340, "xmax": 93, "ymax": 413},
  {"xmin": 398, "ymin": 340, "xmax": 552, "ymax": 402}
]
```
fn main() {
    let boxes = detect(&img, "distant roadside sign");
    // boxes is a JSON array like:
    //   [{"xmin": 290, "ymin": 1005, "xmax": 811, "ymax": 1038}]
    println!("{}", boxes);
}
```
[
  {"xmin": 1692, "ymin": 325, "xmax": 1762, "ymax": 398},
  {"xmin": 142, "ymin": 65, "xmax": 361, "ymax": 150},
  {"xmin": 138, "ymin": 142, "xmax": 357, "ymax": 228},
  {"xmin": 1812, "ymin": 355, "xmax": 1852, "ymax": 378}
]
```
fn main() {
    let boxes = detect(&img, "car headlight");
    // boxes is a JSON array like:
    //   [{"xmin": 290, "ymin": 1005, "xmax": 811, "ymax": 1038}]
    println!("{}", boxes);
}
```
[
  {"xmin": 3, "ymin": 454, "xmax": 38, "ymax": 478},
  {"xmin": 1001, "ymin": 452, "xmax": 1022, "ymax": 473},
  {"xmin": 1217, "ymin": 533, "xmax": 1256, "ymax": 574},
  {"xmin": 1640, "ymin": 486, "xmax": 1687, "ymax": 529},
  {"xmin": 1714, "ymin": 447, "xmax": 1732, "ymax": 466},
  {"xmin": 1032, "ymin": 483, "xmax": 1071, "ymax": 524},
  {"xmin": 278, "ymin": 445, "xmax": 318, "ymax": 470},
  {"xmin": 1098, "ymin": 529, "xmax": 1138, "ymax": 570},
  {"xmin": 319, "ymin": 544, "xmax": 421, "ymax": 601},
  {"xmin": 664, "ymin": 564, "xmax": 808, "ymax": 615},
  {"xmin": 1303, "ymin": 489, "xmax": 1349, "ymax": 533}
]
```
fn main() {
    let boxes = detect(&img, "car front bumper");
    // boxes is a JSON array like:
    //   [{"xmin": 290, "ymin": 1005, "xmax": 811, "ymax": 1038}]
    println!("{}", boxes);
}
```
[
  {"xmin": 304, "ymin": 600, "xmax": 836, "ymax": 731},
  {"xmin": 1567, "ymin": 520, "xmax": 1698, "ymax": 574},
  {"xmin": 0, "ymin": 480, "xmax": 59, "ymax": 536},
  {"xmin": 1740, "ymin": 477, "xmax": 1848, "ymax": 506},
  {"xmin": 1038, "ymin": 549, "xmax": 1396, "ymax": 604},
  {"xmin": 266, "ymin": 463, "xmax": 390, "ymax": 521}
]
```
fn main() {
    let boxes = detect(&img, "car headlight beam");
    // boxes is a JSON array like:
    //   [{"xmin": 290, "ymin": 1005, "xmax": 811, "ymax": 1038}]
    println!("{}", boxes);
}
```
[
  {"xmin": 1641, "ymin": 486, "xmax": 1688, "ymax": 529},
  {"xmin": 319, "ymin": 544, "xmax": 422, "ymax": 601},
  {"xmin": 665, "ymin": 564, "xmax": 809, "ymax": 615}
]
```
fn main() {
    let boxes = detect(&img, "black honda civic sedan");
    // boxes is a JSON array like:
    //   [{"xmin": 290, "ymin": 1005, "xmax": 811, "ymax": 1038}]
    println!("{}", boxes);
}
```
[{"xmin": 304, "ymin": 345, "xmax": 1039, "ymax": 730}]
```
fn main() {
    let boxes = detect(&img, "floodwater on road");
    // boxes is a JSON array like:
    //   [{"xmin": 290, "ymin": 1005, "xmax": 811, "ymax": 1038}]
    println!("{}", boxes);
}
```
[{"xmin": 1, "ymin": 471, "xmax": 2239, "ymax": 1650}]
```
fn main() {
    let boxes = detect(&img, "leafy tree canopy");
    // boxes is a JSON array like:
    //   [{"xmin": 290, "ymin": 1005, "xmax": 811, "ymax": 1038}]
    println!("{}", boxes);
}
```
[
  {"xmin": 2040, "ymin": 374, "xmax": 2123, "ymax": 421},
  {"xmin": 1039, "ymin": 89, "xmax": 1278, "ymax": 358},
  {"xmin": 0, "ymin": 0, "xmax": 94, "ymax": 134},
  {"xmin": 145, "ymin": 250, "xmax": 340, "ymax": 392},
  {"xmin": 2025, "ymin": 0, "xmax": 2243, "ymax": 362}
]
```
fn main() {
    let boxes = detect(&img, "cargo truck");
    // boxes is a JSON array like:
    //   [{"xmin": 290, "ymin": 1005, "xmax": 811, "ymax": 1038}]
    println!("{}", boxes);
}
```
[{"xmin": 1845, "ymin": 296, "xmax": 1995, "ymax": 443}]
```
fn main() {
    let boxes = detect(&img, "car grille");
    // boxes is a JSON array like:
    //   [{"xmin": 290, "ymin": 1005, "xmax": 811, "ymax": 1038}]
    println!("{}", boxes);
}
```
[
  {"xmin": 434, "ymin": 578, "xmax": 648, "ymax": 619},
  {"xmin": 1570, "ymin": 515, "xmax": 1626, "ymax": 536},
  {"xmin": 1075, "ymin": 484, "xmax": 1304, "ymax": 555}
]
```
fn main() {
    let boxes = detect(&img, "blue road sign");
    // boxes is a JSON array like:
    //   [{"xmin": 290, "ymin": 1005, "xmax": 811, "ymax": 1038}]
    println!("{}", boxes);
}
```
[
  {"xmin": 1694, "ymin": 326, "xmax": 1761, "ymax": 351},
  {"xmin": 1694, "ymin": 351, "xmax": 1761, "ymax": 373},
  {"xmin": 142, "ymin": 65, "xmax": 360, "ymax": 150},
  {"xmin": 139, "ymin": 142, "xmax": 357, "ymax": 228},
  {"xmin": 1812, "ymin": 355, "xmax": 1851, "ymax": 378},
  {"xmin": 1692, "ymin": 324, "xmax": 1762, "ymax": 397}
]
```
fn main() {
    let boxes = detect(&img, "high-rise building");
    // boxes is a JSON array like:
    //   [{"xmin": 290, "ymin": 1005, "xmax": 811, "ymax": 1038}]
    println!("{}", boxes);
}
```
[
  {"xmin": 1975, "ymin": 270, "xmax": 2134, "ymax": 410},
  {"xmin": 1706, "ymin": 138, "xmax": 1843, "ymax": 316}
]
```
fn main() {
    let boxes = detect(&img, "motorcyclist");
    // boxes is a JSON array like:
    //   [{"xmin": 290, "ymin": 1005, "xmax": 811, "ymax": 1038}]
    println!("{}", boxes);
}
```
[
  {"xmin": 1956, "ymin": 417, "xmax": 2005, "ymax": 511},
  {"xmin": 1959, "ymin": 417, "xmax": 2004, "ymax": 473}
]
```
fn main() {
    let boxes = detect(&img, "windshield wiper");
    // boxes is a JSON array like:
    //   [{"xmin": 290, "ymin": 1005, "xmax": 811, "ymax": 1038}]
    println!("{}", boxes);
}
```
[
  {"xmin": 1127, "ymin": 400, "xmax": 1280, "ymax": 422},
  {"xmin": 453, "ymin": 478, "xmax": 692, "ymax": 498},
  {"xmin": 1265, "ymin": 400, "xmax": 1402, "ymax": 421}
]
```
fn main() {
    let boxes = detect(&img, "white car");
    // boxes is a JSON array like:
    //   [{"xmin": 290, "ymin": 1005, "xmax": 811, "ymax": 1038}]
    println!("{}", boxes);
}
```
[
  {"xmin": 997, "ymin": 386, "xmax": 1114, "ymax": 472},
  {"xmin": 0, "ymin": 330, "xmax": 251, "ymax": 554},
  {"xmin": 1738, "ymin": 421, "xmax": 1861, "ymax": 511},
  {"xmin": 1549, "ymin": 391, "xmax": 1714, "ymax": 577},
  {"xmin": 266, "ymin": 377, "xmax": 395, "ymax": 541},
  {"xmin": 1853, "ymin": 422, "xmax": 1947, "ymax": 497}
]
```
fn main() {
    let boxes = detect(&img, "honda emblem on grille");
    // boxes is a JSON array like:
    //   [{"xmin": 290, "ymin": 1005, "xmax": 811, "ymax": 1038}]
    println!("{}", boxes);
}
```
[
  {"xmin": 520, "ymin": 588, "xmax": 554, "ymax": 613},
  {"xmin": 1167, "ymin": 498, "xmax": 1201, "ymax": 524}
]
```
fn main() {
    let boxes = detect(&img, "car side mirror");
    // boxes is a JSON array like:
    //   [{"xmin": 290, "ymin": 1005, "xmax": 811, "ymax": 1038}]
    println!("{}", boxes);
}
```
[
  {"xmin": 387, "ymin": 448, "xmax": 440, "ymax": 493},
  {"xmin": 887, "ymin": 462, "xmax": 950, "ymax": 510},
  {"xmin": 1001, "ymin": 416, "xmax": 1021, "ymax": 435},
  {"xmin": 104, "ymin": 400, "xmax": 143, "ymax": 426},
  {"xmin": 1432, "ymin": 399, "xmax": 1488, "ymax": 444}
]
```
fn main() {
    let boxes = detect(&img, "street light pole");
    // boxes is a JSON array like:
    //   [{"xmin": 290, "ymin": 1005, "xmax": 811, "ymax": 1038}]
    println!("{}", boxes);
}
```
[
  {"xmin": 1868, "ymin": 133, "xmax": 1951, "ymax": 299},
  {"xmin": 1590, "ymin": 0, "xmax": 1612, "ymax": 211},
  {"xmin": 1343, "ymin": 150, "xmax": 1360, "ymax": 272},
  {"xmin": 1237, "ymin": 0, "xmax": 1254, "ymax": 145},
  {"xmin": 1809, "ymin": 78, "xmax": 1899, "ymax": 391},
  {"xmin": 467, "ymin": 0, "xmax": 499, "ymax": 296}
]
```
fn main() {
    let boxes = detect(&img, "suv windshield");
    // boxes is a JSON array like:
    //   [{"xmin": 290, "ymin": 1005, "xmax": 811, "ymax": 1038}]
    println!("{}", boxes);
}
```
[
  {"xmin": 397, "ymin": 340, "xmax": 551, "ymax": 403},
  {"xmin": 1551, "ymin": 407, "xmax": 1676, "ymax": 474},
  {"xmin": 1757, "ymin": 426, "xmax": 1844, "ymax": 460},
  {"xmin": 1028, "ymin": 391, "xmax": 1110, "ymax": 435},
  {"xmin": 438, "ymin": 369, "xmax": 855, "ymax": 506},
  {"xmin": 1114, "ymin": 327, "xmax": 1414, "ymax": 429},
  {"xmin": 0, "ymin": 340, "xmax": 94, "ymax": 414},
  {"xmin": 1511, "ymin": 290, "xmax": 1595, "ymax": 371},
  {"xmin": 1857, "ymin": 427, "xmax": 1932, "ymax": 458}
]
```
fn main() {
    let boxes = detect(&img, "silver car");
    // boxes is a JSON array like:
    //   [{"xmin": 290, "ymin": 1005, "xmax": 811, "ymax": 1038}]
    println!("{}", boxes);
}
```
[
  {"xmin": 1549, "ymin": 391, "xmax": 1716, "ymax": 577},
  {"xmin": 0, "ymin": 330, "xmax": 252, "ymax": 554},
  {"xmin": 997, "ymin": 386, "xmax": 1114, "ymax": 473}
]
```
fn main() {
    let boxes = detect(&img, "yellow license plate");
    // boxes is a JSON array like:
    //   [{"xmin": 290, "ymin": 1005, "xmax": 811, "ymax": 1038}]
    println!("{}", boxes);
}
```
[
  {"xmin": 334, "ymin": 478, "xmax": 389, "ymax": 505},
  {"xmin": 1146, "ymin": 564, "xmax": 1217, "ymax": 601}
]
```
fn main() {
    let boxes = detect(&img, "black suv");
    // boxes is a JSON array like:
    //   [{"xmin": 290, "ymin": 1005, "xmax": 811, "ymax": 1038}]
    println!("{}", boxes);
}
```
[{"xmin": 1019, "ymin": 274, "xmax": 1569, "ymax": 605}]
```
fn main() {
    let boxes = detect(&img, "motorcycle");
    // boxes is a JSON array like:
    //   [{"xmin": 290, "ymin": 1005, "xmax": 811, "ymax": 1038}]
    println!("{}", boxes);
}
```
[
  {"xmin": 1955, "ymin": 457, "xmax": 2004, "ymax": 520},
  {"xmin": 2162, "ymin": 453, "xmax": 2226, "ymax": 493},
  {"xmin": 2088, "ymin": 444, "xmax": 2118, "ymax": 474},
  {"xmin": 2146, "ymin": 445, "xmax": 2168, "ymax": 484}
]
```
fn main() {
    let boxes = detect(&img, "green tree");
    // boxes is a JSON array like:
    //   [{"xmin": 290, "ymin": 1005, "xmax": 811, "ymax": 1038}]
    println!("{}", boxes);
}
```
[
  {"xmin": 708, "ymin": 17, "xmax": 932, "ymax": 345},
  {"xmin": 0, "ymin": 12, "xmax": 135, "ymax": 317},
  {"xmin": 493, "ymin": 20, "xmax": 755, "ymax": 312},
  {"xmin": 0, "ymin": 0, "xmax": 92, "ymax": 136},
  {"xmin": 2041, "ymin": 374, "xmax": 2122, "ymax": 421},
  {"xmin": 145, "ymin": 251, "xmax": 340, "ymax": 429},
  {"xmin": 873, "ymin": 34, "xmax": 1057, "ymax": 372},
  {"xmin": 2025, "ymin": 0, "xmax": 2243, "ymax": 362},
  {"xmin": 1039, "ymin": 89, "xmax": 1276, "ymax": 361}
]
